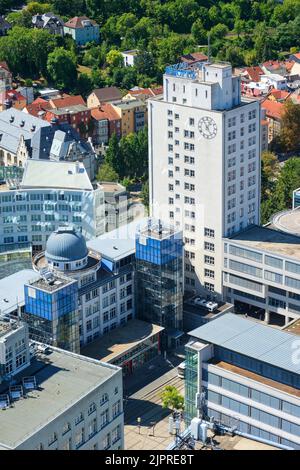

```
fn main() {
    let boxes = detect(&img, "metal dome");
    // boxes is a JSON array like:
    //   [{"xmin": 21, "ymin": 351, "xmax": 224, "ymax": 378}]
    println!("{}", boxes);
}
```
[{"xmin": 45, "ymin": 226, "xmax": 88, "ymax": 263}]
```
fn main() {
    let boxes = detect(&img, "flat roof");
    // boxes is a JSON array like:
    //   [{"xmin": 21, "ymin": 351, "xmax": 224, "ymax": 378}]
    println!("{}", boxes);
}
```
[
  {"xmin": 210, "ymin": 360, "xmax": 300, "ymax": 399},
  {"xmin": 29, "ymin": 274, "xmax": 75, "ymax": 293},
  {"xmin": 284, "ymin": 318, "xmax": 300, "ymax": 336},
  {"xmin": 81, "ymin": 319, "xmax": 164, "ymax": 364},
  {"xmin": 21, "ymin": 160, "xmax": 93, "ymax": 191},
  {"xmin": 99, "ymin": 181, "xmax": 126, "ymax": 194},
  {"xmin": 228, "ymin": 225, "xmax": 300, "ymax": 260},
  {"xmin": 0, "ymin": 269, "xmax": 38, "ymax": 313},
  {"xmin": 271, "ymin": 209, "xmax": 300, "ymax": 237},
  {"xmin": 189, "ymin": 313, "xmax": 300, "ymax": 374},
  {"xmin": 0, "ymin": 346, "xmax": 120, "ymax": 449},
  {"xmin": 87, "ymin": 218, "xmax": 147, "ymax": 261}
]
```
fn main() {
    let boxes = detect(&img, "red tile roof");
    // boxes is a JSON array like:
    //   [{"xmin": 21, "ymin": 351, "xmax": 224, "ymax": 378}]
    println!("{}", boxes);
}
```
[
  {"xmin": 50, "ymin": 94, "xmax": 86, "ymax": 109},
  {"xmin": 129, "ymin": 87, "xmax": 163, "ymax": 98},
  {"xmin": 180, "ymin": 52, "xmax": 208, "ymax": 63},
  {"xmin": 91, "ymin": 103, "xmax": 121, "ymax": 122},
  {"xmin": 5, "ymin": 89, "xmax": 26, "ymax": 102},
  {"xmin": 0, "ymin": 61, "xmax": 10, "ymax": 73},
  {"xmin": 24, "ymin": 98, "xmax": 52, "ymax": 117},
  {"xmin": 292, "ymin": 53, "xmax": 300, "ymax": 60},
  {"xmin": 64, "ymin": 16, "xmax": 97, "ymax": 29},
  {"xmin": 261, "ymin": 100, "xmax": 284, "ymax": 120},
  {"xmin": 268, "ymin": 89, "xmax": 291, "ymax": 101},
  {"xmin": 244, "ymin": 66, "xmax": 264, "ymax": 82}
]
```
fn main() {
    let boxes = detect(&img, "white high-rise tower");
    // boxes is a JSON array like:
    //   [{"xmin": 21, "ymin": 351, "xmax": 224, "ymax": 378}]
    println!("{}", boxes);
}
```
[{"xmin": 148, "ymin": 62, "xmax": 261, "ymax": 297}]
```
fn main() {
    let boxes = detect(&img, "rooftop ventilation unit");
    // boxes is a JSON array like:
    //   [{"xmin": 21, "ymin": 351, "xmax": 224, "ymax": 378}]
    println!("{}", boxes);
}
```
[
  {"xmin": 22, "ymin": 376, "xmax": 37, "ymax": 392},
  {"xmin": 0, "ymin": 394, "xmax": 10, "ymax": 410},
  {"xmin": 20, "ymin": 120, "xmax": 25, "ymax": 127},
  {"xmin": 9, "ymin": 385, "xmax": 23, "ymax": 401}
]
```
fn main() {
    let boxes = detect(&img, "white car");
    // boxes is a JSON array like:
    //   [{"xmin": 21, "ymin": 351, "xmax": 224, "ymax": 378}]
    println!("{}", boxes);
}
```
[
  {"xmin": 194, "ymin": 297, "xmax": 218, "ymax": 312},
  {"xmin": 205, "ymin": 301, "xmax": 218, "ymax": 312}
]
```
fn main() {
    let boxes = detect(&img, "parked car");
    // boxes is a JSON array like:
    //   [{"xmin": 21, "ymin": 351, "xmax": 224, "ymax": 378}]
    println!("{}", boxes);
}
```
[{"xmin": 193, "ymin": 297, "xmax": 218, "ymax": 312}]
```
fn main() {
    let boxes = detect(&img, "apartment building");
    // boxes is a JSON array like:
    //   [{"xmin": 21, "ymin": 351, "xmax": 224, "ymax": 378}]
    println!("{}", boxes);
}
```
[
  {"xmin": 149, "ymin": 62, "xmax": 261, "ymax": 296},
  {"xmin": 185, "ymin": 313, "xmax": 300, "ymax": 450},
  {"xmin": 0, "ymin": 320, "xmax": 30, "ymax": 382},
  {"xmin": 112, "ymin": 99, "xmax": 147, "ymax": 136}
]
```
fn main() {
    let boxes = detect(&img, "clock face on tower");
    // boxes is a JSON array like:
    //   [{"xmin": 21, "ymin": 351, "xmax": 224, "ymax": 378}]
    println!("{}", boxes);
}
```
[{"xmin": 198, "ymin": 116, "xmax": 217, "ymax": 140}]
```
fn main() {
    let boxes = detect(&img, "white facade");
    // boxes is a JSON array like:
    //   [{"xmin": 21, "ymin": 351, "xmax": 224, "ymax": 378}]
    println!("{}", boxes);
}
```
[
  {"xmin": 0, "ymin": 345, "xmax": 124, "ymax": 450},
  {"xmin": 149, "ymin": 63, "xmax": 261, "ymax": 296},
  {"xmin": 0, "ymin": 321, "xmax": 30, "ymax": 382},
  {"xmin": 0, "ymin": 161, "xmax": 105, "ymax": 253}
]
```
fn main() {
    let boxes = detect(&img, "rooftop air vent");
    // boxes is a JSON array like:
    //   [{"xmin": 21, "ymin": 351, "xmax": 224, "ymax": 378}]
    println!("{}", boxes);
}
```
[
  {"xmin": 9, "ymin": 115, "xmax": 14, "ymax": 123},
  {"xmin": 20, "ymin": 120, "xmax": 25, "ymax": 127}
]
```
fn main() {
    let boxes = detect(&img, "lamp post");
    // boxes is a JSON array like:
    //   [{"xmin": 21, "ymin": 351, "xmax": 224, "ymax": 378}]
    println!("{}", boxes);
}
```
[{"xmin": 137, "ymin": 417, "xmax": 141, "ymax": 434}]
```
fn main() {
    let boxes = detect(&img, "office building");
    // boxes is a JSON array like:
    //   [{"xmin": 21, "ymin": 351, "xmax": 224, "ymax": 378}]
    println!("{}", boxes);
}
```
[
  {"xmin": 135, "ymin": 219, "xmax": 184, "ymax": 347},
  {"xmin": 0, "ymin": 341, "xmax": 124, "ymax": 450},
  {"xmin": 0, "ymin": 160, "xmax": 105, "ymax": 254},
  {"xmin": 223, "ymin": 208, "xmax": 300, "ymax": 325},
  {"xmin": 149, "ymin": 61, "xmax": 261, "ymax": 297},
  {"xmin": 24, "ymin": 273, "xmax": 80, "ymax": 353},
  {"xmin": 32, "ymin": 225, "xmax": 135, "ymax": 347},
  {"xmin": 185, "ymin": 313, "xmax": 300, "ymax": 450}
]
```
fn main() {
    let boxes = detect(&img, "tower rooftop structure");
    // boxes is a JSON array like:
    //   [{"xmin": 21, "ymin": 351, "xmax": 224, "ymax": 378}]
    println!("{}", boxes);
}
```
[{"xmin": 45, "ymin": 226, "xmax": 88, "ymax": 263}]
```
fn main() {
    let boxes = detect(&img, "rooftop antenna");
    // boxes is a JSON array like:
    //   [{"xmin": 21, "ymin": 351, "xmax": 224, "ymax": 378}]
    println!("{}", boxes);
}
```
[{"xmin": 207, "ymin": 34, "xmax": 211, "ymax": 64}]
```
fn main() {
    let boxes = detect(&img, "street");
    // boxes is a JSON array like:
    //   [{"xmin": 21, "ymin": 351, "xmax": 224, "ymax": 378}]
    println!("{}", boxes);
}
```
[{"xmin": 123, "ymin": 351, "xmax": 185, "ymax": 450}]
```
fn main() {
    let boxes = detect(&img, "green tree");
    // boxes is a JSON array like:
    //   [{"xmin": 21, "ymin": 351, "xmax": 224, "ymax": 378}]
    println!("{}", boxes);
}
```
[
  {"xmin": 47, "ymin": 47, "xmax": 77, "ymax": 90},
  {"xmin": 97, "ymin": 162, "xmax": 119, "ymax": 182},
  {"xmin": 105, "ymin": 133, "xmax": 124, "ymax": 176},
  {"xmin": 26, "ymin": 2, "xmax": 52, "ymax": 15},
  {"xmin": 161, "ymin": 386, "xmax": 184, "ymax": 413},
  {"xmin": 76, "ymin": 73, "xmax": 93, "ymax": 97},
  {"xmin": 191, "ymin": 19, "xmax": 207, "ymax": 45},
  {"xmin": 106, "ymin": 49, "xmax": 124, "ymax": 69},
  {"xmin": 141, "ymin": 180, "xmax": 149, "ymax": 211},
  {"xmin": 280, "ymin": 100, "xmax": 300, "ymax": 152},
  {"xmin": 276, "ymin": 158, "xmax": 300, "ymax": 210}
]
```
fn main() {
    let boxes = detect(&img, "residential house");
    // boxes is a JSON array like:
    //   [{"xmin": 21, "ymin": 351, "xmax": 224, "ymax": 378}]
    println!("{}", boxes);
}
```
[
  {"xmin": 266, "ymin": 89, "xmax": 291, "ymax": 102},
  {"xmin": 180, "ymin": 52, "xmax": 208, "ymax": 66},
  {"xmin": 49, "ymin": 94, "xmax": 86, "ymax": 109},
  {"xmin": 23, "ymin": 97, "xmax": 52, "ymax": 118},
  {"xmin": 261, "ymin": 99, "xmax": 284, "ymax": 143},
  {"xmin": 123, "ymin": 86, "xmax": 163, "ymax": 102},
  {"xmin": 0, "ymin": 89, "xmax": 27, "ymax": 112},
  {"xmin": 32, "ymin": 12, "xmax": 64, "ymax": 36},
  {"xmin": 121, "ymin": 50, "xmax": 139, "ymax": 67},
  {"xmin": 261, "ymin": 74, "xmax": 287, "ymax": 90},
  {"xmin": 261, "ymin": 60, "xmax": 289, "ymax": 76},
  {"xmin": 87, "ymin": 87, "xmax": 122, "ymax": 108},
  {"xmin": 0, "ymin": 15, "xmax": 11, "ymax": 36},
  {"xmin": 289, "ymin": 52, "xmax": 300, "ymax": 64},
  {"xmin": 91, "ymin": 103, "xmax": 121, "ymax": 145},
  {"xmin": 64, "ymin": 16, "xmax": 100, "ymax": 45},
  {"xmin": 111, "ymin": 99, "xmax": 147, "ymax": 136},
  {"xmin": 0, "ymin": 61, "xmax": 12, "ymax": 91},
  {"xmin": 240, "ymin": 66, "xmax": 264, "ymax": 83},
  {"xmin": 44, "ymin": 104, "xmax": 92, "ymax": 138},
  {"xmin": 0, "ymin": 108, "xmax": 96, "ymax": 179}
]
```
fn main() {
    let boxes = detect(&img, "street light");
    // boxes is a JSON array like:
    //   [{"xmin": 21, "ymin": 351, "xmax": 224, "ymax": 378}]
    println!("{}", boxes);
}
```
[{"xmin": 137, "ymin": 417, "xmax": 141, "ymax": 434}]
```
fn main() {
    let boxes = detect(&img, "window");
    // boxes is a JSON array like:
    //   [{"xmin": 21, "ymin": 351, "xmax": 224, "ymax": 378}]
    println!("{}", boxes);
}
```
[
  {"xmin": 75, "ymin": 412, "xmax": 84, "ymax": 425},
  {"xmin": 62, "ymin": 422, "xmax": 71, "ymax": 435},
  {"xmin": 204, "ymin": 269, "xmax": 214, "ymax": 279},
  {"xmin": 204, "ymin": 228, "xmax": 215, "ymax": 238},
  {"xmin": 75, "ymin": 428, "xmax": 85, "ymax": 449},
  {"xmin": 112, "ymin": 400, "xmax": 121, "ymax": 418},
  {"xmin": 204, "ymin": 242, "xmax": 214, "ymax": 252},
  {"xmin": 88, "ymin": 402, "xmax": 96, "ymax": 415},
  {"xmin": 100, "ymin": 409, "xmax": 109, "ymax": 429},
  {"xmin": 111, "ymin": 425, "xmax": 121, "ymax": 444},
  {"xmin": 204, "ymin": 255, "xmax": 214, "ymax": 265},
  {"xmin": 48, "ymin": 432, "xmax": 58, "ymax": 446}
]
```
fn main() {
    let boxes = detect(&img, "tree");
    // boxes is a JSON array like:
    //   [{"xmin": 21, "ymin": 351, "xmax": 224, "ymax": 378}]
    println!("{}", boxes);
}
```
[
  {"xmin": 105, "ymin": 133, "xmax": 124, "ymax": 176},
  {"xmin": 97, "ymin": 162, "xmax": 119, "ymax": 182},
  {"xmin": 161, "ymin": 386, "xmax": 184, "ymax": 414},
  {"xmin": 26, "ymin": 2, "xmax": 52, "ymax": 15},
  {"xmin": 47, "ymin": 47, "xmax": 77, "ymax": 90},
  {"xmin": 261, "ymin": 151, "xmax": 280, "ymax": 199},
  {"xmin": 276, "ymin": 158, "xmax": 300, "ymax": 210},
  {"xmin": 141, "ymin": 181, "xmax": 149, "ymax": 212},
  {"xmin": 191, "ymin": 19, "xmax": 207, "ymax": 45},
  {"xmin": 76, "ymin": 73, "xmax": 93, "ymax": 97},
  {"xmin": 106, "ymin": 49, "xmax": 124, "ymax": 69},
  {"xmin": 280, "ymin": 100, "xmax": 300, "ymax": 152}
]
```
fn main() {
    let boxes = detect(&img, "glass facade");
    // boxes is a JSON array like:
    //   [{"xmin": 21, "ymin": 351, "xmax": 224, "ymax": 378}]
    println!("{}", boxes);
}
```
[
  {"xmin": 184, "ymin": 345, "xmax": 198, "ymax": 423},
  {"xmin": 24, "ymin": 280, "xmax": 80, "ymax": 353},
  {"xmin": 135, "ymin": 227, "xmax": 183, "ymax": 333}
]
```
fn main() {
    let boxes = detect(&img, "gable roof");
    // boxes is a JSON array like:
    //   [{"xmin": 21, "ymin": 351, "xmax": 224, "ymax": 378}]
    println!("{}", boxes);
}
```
[
  {"xmin": 180, "ymin": 52, "xmax": 208, "ymax": 64},
  {"xmin": 261, "ymin": 99, "xmax": 284, "ymax": 120},
  {"xmin": 91, "ymin": 103, "xmax": 121, "ymax": 122},
  {"xmin": 50, "ymin": 94, "xmax": 86, "ymax": 109},
  {"xmin": 244, "ymin": 66, "xmax": 264, "ymax": 82},
  {"xmin": 24, "ymin": 98, "xmax": 52, "ymax": 118},
  {"xmin": 91, "ymin": 87, "xmax": 122, "ymax": 103},
  {"xmin": 64, "ymin": 16, "xmax": 98, "ymax": 29},
  {"xmin": 267, "ymin": 89, "xmax": 291, "ymax": 101}
]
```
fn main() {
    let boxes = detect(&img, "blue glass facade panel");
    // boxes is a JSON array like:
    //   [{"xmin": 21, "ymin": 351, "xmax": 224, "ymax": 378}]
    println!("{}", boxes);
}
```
[{"xmin": 136, "ymin": 234, "xmax": 182, "ymax": 266}]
